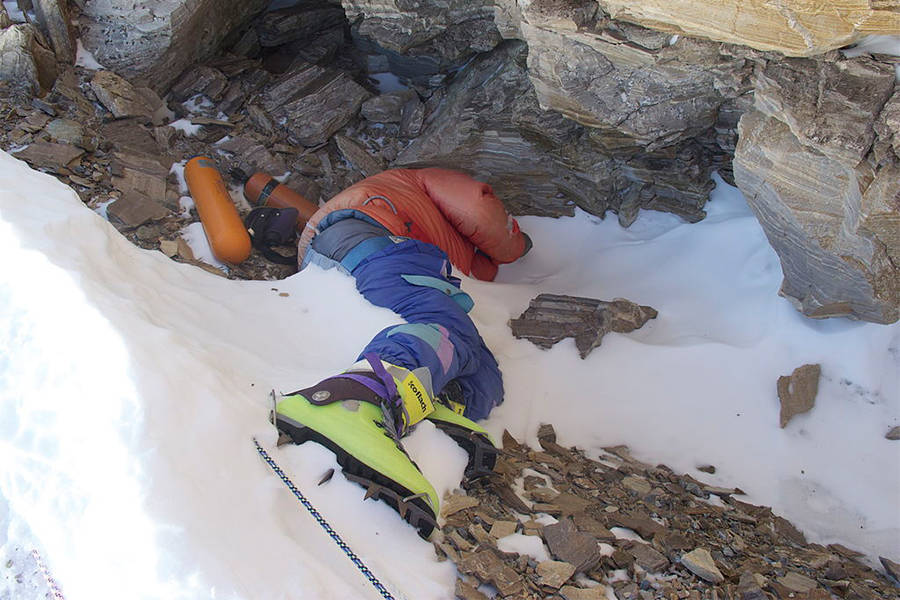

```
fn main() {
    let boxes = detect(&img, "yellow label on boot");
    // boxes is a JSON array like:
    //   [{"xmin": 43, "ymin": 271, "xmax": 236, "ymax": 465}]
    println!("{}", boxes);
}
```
[
  {"xmin": 399, "ymin": 371, "xmax": 435, "ymax": 427},
  {"xmin": 447, "ymin": 400, "xmax": 466, "ymax": 416}
]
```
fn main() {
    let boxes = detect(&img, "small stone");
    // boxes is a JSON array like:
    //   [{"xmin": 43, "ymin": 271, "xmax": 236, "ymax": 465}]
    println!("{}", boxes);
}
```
[
  {"xmin": 778, "ymin": 363, "xmax": 821, "ymax": 427},
  {"xmin": 334, "ymin": 134, "xmax": 384, "ymax": 178},
  {"xmin": 885, "ymin": 426, "xmax": 900, "ymax": 440},
  {"xmin": 489, "ymin": 520, "xmax": 517, "ymax": 539},
  {"xmin": 737, "ymin": 571, "xmax": 767, "ymax": 600},
  {"xmin": 680, "ymin": 548, "xmax": 724, "ymax": 583},
  {"xmin": 107, "ymin": 194, "xmax": 169, "ymax": 228},
  {"xmin": 448, "ymin": 530, "xmax": 473, "ymax": 552},
  {"xmin": 537, "ymin": 560, "xmax": 576, "ymax": 589},
  {"xmin": 537, "ymin": 423, "xmax": 556, "ymax": 442},
  {"xmin": 629, "ymin": 542, "xmax": 670, "ymax": 573},
  {"xmin": 571, "ymin": 513, "xmax": 616, "ymax": 542},
  {"xmin": 176, "ymin": 238, "xmax": 195, "ymax": 261},
  {"xmin": 135, "ymin": 224, "xmax": 160, "ymax": 241},
  {"xmin": 776, "ymin": 571, "xmax": 818, "ymax": 593},
  {"xmin": 697, "ymin": 465, "xmax": 716, "ymax": 474},
  {"xmin": 558, "ymin": 584, "xmax": 607, "ymax": 599},
  {"xmin": 441, "ymin": 492, "xmax": 479, "ymax": 517},
  {"xmin": 543, "ymin": 518, "xmax": 602, "ymax": 573},
  {"xmin": 622, "ymin": 475, "xmax": 653, "ymax": 496},
  {"xmin": 468, "ymin": 523, "xmax": 492, "ymax": 546},
  {"xmin": 554, "ymin": 493, "xmax": 591, "ymax": 516},
  {"xmin": 455, "ymin": 578, "xmax": 489, "ymax": 600},
  {"xmin": 159, "ymin": 240, "xmax": 178, "ymax": 257},
  {"xmin": 529, "ymin": 486, "xmax": 559, "ymax": 503},
  {"xmin": 457, "ymin": 550, "xmax": 523, "ymax": 597},
  {"xmin": 11, "ymin": 141, "xmax": 84, "ymax": 172},
  {"xmin": 90, "ymin": 70, "xmax": 154, "ymax": 119}
]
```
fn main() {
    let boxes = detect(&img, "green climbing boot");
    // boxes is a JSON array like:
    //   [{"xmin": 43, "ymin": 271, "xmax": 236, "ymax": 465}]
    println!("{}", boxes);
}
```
[
  {"xmin": 427, "ymin": 381, "xmax": 499, "ymax": 480},
  {"xmin": 275, "ymin": 372, "xmax": 440, "ymax": 537}
]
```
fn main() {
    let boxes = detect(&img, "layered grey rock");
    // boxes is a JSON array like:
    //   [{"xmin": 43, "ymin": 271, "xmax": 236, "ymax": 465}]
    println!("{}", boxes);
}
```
[
  {"xmin": 343, "ymin": 0, "xmax": 500, "ymax": 79},
  {"xmin": 397, "ymin": 41, "xmax": 723, "ymax": 222},
  {"xmin": 515, "ymin": 12, "xmax": 747, "ymax": 150},
  {"xmin": 261, "ymin": 62, "xmax": 371, "ymax": 147},
  {"xmin": 256, "ymin": 4, "xmax": 347, "ymax": 48},
  {"xmin": 734, "ymin": 55, "xmax": 899, "ymax": 324},
  {"xmin": 33, "ymin": 0, "xmax": 74, "ymax": 63},
  {"xmin": 0, "ymin": 24, "xmax": 57, "ymax": 96},
  {"xmin": 79, "ymin": 0, "xmax": 267, "ymax": 92}
]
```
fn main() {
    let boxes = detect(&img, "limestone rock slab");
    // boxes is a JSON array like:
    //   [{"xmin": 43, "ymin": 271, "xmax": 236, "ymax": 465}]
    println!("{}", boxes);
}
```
[
  {"xmin": 510, "ymin": 294, "xmax": 657, "ymax": 358},
  {"xmin": 0, "ymin": 24, "xmax": 57, "ymax": 96},
  {"xmin": 257, "ymin": 4, "xmax": 347, "ymax": 47},
  {"xmin": 79, "ymin": 0, "xmax": 268, "ymax": 93},
  {"xmin": 752, "ymin": 56, "xmax": 895, "ymax": 164},
  {"xmin": 594, "ymin": 0, "xmax": 900, "ymax": 57},
  {"xmin": 33, "ymin": 0, "xmax": 74, "ymax": 63},
  {"xmin": 735, "ymin": 108, "xmax": 899, "ymax": 324},
  {"xmin": 342, "ymin": 0, "xmax": 500, "ymax": 72},
  {"xmin": 272, "ymin": 71, "xmax": 370, "ymax": 147},
  {"xmin": 399, "ymin": 42, "xmax": 712, "ymax": 222}
]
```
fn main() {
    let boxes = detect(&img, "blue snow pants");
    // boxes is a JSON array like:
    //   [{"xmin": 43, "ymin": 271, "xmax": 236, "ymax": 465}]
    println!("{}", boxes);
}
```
[{"xmin": 308, "ymin": 224, "xmax": 503, "ymax": 420}]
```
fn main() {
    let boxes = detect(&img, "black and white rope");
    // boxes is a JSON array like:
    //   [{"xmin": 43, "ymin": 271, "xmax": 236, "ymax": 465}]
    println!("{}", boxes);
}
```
[
  {"xmin": 31, "ymin": 549, "xmax": 65, "ymax": 600},
  {"xmin": 252, "ymin": 437, "xmax": 397, "ymax": 600}
]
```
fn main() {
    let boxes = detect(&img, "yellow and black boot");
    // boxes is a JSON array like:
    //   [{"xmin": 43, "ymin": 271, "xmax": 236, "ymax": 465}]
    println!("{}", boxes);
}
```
[
  {"xmin": 275, "ymin": 360, "xmax": 440, "ymax": 537},
  {"xmin": 427, "ymin": 380, "xmax": 499, "ymax": 480}
]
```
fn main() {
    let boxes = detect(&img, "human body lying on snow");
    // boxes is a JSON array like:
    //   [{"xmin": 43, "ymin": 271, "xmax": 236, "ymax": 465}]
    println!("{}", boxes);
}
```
[{"xmin": 275, "ymin": 168, "xmax": 532, "ymax": 536}]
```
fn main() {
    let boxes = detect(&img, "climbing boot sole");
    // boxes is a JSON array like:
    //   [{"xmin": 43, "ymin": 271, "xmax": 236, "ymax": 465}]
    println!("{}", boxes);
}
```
[{"xmin": 275, "ymin": 396, "xmax": 439, "ymax": 538}]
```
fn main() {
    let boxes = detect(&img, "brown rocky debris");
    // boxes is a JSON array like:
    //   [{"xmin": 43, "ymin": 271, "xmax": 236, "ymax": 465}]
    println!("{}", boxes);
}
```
[
  {"xmin": 334, "ymin": 134, "xmax": 384, "ymax": 178},
  {"xmin": 11, "ymin": 141, "xmax": 82, "ymax": 172},
  {"xmin": 456, "ymin": 550, "xmax": 524, "ymax": 597},
  {"xmin": 536, "ymin": 560, "xmax": 575, "ymax": 589},
  {"xmin": 33, "ymin": 0, "xmax": 74, "ymax": 64},
  {"xmin": 680, "ymin": 547, "xmax": 724, "ymax": 583},
  {"xmin": 90, "ymin": 71, "xmax": 155, "ymax": 119},
  {"xmin": 107, "ymin": 194, "xmax": 170, "ymax": 229},
  {"xmin": 777, "ymin": 364, "xmax": 821, "ymax": 428},
  {"xmin": 543, "ymin": 518, "xmax": 602, "ymax": 573}
]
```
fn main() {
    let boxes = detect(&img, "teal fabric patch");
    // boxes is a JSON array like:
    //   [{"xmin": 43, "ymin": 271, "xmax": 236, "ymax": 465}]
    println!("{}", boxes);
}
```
[
  {"xmin": 387, "ymin": 323, "xmax": 442, "ymax": 350},
  {"xmin": 400, "ymin": 274, "xmax": 474, "ymax": 313}
]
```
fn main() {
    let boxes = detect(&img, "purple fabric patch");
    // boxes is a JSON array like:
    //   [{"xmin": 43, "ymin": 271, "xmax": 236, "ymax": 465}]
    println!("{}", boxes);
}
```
[
  {"xmin": 434, "ymin": 324, "xmax": 454, "ymax": 374},
  {"xmin": 364, "ymin": 352, "xmax": 399, "ymax": 405},
  {"xmin": 324, "ymin": 373, "xmax": 387, "ymax": 400}
]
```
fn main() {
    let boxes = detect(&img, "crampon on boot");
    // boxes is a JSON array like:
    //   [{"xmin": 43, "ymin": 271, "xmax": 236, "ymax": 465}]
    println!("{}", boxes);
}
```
[
  {"xmin": 275, "ymin": 358, "xmax": 441, "ymax": 537},
  {"xmin": 427, "ymin": 380, "xmax": 499, "ymax": 480}
]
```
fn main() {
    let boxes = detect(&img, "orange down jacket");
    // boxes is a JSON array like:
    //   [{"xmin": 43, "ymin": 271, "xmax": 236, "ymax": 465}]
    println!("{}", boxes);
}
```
[{"xmin": 298, "ymin": 168, "xmax": 528, "ymax": 281}]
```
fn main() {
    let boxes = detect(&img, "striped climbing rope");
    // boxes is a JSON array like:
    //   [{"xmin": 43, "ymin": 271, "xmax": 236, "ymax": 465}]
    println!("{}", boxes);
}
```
[
  {"xmin": 252, "ymin": 437, "xmax": 397, "ymax": 600},
  {"xmin": 31, "ymin": 549, "xmax": 65, "ymax": 600}
]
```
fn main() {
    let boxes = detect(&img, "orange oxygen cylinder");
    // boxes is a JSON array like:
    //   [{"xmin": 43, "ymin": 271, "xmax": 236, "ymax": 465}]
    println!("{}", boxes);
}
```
[
  {"xmin": 243, "ymin": 172, "xmax": 319, "ymax": 228},
  {"xmin": 184, "ymin": 156, "xmax": 251, "ymax": 264}
]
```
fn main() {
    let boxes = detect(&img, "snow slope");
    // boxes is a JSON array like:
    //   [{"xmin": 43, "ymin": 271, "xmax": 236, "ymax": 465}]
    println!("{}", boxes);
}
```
[{"xmin": 1, "ymin": 150, "xmax": 897, "ymax": 599}]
